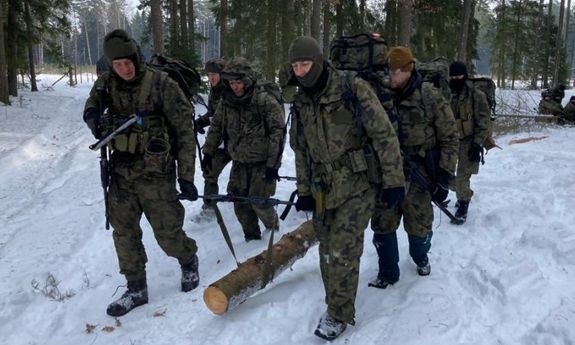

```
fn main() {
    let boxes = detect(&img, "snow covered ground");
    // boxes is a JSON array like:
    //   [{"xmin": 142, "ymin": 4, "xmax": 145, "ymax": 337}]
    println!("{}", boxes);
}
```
[{"xmin": 0, "ymin": 75, "xmax": 574, "ymax": 345}]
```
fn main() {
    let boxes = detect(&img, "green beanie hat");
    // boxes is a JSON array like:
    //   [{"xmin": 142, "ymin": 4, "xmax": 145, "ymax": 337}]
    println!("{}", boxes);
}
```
[
  {"xmin": 104, "ymin": 29, "xmax": 138, "ymax": 61},
  {"xmin": 288, "ymin": 36, "xmax": 323, "ymax": 64}
]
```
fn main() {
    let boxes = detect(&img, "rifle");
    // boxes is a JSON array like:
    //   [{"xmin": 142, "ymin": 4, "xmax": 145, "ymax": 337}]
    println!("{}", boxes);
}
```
[
  {"xmin": 89, "ymin": 115, "xmax": 139, "ymax": 151},
  {"xmin": 278, "ymin": 175, "xmax": 298, "ymax": 181},
  {"xmin": 404, "ymin": 156, "xmax": 463, "ymax": 225},
  {"xmin": 94, "ymin": 87, "xmax": 112, "ymax": 230},
  {"xmin": 198, "ymin": 194, "xmax": 296, "ymax": 208}
]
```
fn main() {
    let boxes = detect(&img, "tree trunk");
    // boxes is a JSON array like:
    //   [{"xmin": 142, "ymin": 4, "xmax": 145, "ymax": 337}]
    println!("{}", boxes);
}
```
[
  {"xmin": 264, "ymin": 0, "xmax": 277, "ymax": 80},
  {"xmin": 553, "ymin": 0, "xmax": 566, "ymax": 85},
  {"xmin": 24, "ymin": 0, "xmax": 37, "ymax": 92},
  {"xmin": 151, "ymin": 0, "xmax": 164, "ymax": 54},
  {"xmin": 335, "ymin": 1, "xmax": 343, "ymax": 37},
  {"xmin": 311, "ymin": 0, "xmax": 321, "ymax": 40},
  {"xmin": 220, "ymin": 0, "xmax": 228, "ymax": 58},
  {"xmin": 188, "ymin": 0, "xmax": 195, "ymax": 56},
  {"xmin": 7, "ymin": 0, "xmax": 18, "ymax": 96},
  {"xmin": 180, "ymin": 0, "xmax": 188, "ymax": 54},
  {"xmin": 169, "ymin": 0, "xmax": 179, "ymax": 53},
  {"xmin": 511, "ymin": 0, "xmax": 523, "ymax": 89},
  {"xmin": 385, "ymin": 0, "xmax": 398, "ymax": 46},
  {"xmin": 322, "ymin": 0, "xmax": 331, "ymax": 57},
  {"xmin": 0, "ymin": 0, "xmax": 9, "ymax": 104},
  {"xmin": 359, "ymin": 0, "xmax": 366, "ymax": 31},
  {"xmin": 203, "ymin": 220, "xmax": 317, "ymax": 315},
  {"xmin": 543, "ymin": 0, "xmax": 552, "ymax": 88},
  {"xmin": 458, "ymin": 0, "xmax": 474, "ymax": 62},
  {"xmin": 398, "ymin": 0, "xmax": 412, "ymax": 46}
]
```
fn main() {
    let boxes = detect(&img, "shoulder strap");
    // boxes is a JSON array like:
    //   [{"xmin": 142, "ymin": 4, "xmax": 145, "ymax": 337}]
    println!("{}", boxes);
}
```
[
  {"xmin": 340, "ymin": 71, "xmax": 367, "ymax": 139},
  {"xmin": 420, "ymin": 82, "xmax": 437, "ymax": 120},
  {"xmin": 137, "ymin": 69, "xmax": 155, "ymax": 111}
]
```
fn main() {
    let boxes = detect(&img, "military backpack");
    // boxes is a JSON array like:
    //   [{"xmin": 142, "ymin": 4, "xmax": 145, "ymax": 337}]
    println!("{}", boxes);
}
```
[
  {"xmin": 148, "ymin": 53, "xmax": 202, "ymax": 100},
  {"xmin": 468, "ymin": 77, "xmax": 496, "ymax": 116},
  {"xmin": 416, "ymin": 57, "xmax": 452, "ymax": 102}
]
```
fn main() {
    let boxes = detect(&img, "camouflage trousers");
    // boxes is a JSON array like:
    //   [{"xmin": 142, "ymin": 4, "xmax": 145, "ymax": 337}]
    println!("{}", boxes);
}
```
[
  {"xmin": 371, "ymin": 178, "xmax": 433, "ymax": 267},
  {"xmin": 202, "ymin": 148, "xmax": 232, "ymax": 208},
  {"xmin": 315, "ymin": 188, "xmax": 375, "ymax": 325},
  {"xmin": 451, "ymin": 137, "xmax": 480, "ymax": 202},
  {"xmin": 227, "ymin": 161, "xmax": 278, "ymax": 238},
  {"xmin": 108, "ymin": 172, "xmax": 198, "ymax": 282}
]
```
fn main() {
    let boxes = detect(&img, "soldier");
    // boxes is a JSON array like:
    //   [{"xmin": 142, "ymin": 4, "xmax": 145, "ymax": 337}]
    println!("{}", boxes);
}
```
[
  {"xmin": 202, "ymin": 57, "xmax": 285, "ymax": 241},
  {"xmin": 538, "ymin": 90, "xmax": 564, "ymax": 116},
  {"xmin": 83, "ymin": 29, "xmax": 200, "ymax": 317},
  {"xmin": 448, "ymin": 61, "xmax": 491, "ymax": 224},
  {"xmin": 559, "ymin": 95, "xmax": 575, "ymax": 124},
  {"xmin": 288, "ymin": 36, "xmax": 404, "ymax": 340},
  {"xmin": 194, "ymin": 58, "xmax": 232, "ymax": 221},
  {"xmin": 96, "ymin": 55, "xmax": 110, "ymax": 77},
  {"xmin": 369, "ymin": 47, "xmax": 459, "ymax": 288}
]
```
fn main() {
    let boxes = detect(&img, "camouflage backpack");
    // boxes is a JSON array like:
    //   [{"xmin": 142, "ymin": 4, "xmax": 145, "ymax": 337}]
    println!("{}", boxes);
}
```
[
  {"xmin": 329, "ymin": 33, "xmax": 388, "ymax": 72},
  {"xmin": 468, "ymin": 77, "xmax": 496, "ymax": 116},
  {"xmin": 255, "ymin": 80, "xmax": 284, "ymax": 105},
  {"xmin": 148, "ymin": 54, "xmax": 202, "ymax": 100},
  {"xmin": 416, "ymin": 57, "xmax": 452, "ymax": 102}
]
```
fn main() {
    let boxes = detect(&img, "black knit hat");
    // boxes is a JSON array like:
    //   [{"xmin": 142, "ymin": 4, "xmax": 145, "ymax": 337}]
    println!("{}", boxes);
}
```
[
  {"xmin": 205, "ymin": 58, "xmax": 225, "ymax": 73},
  {"xmin": 288, "ymin": 36, "xmax": 323, "ymax": 64},
  {"xmin": 449, "ymin": 61, "xmax": 468, "ymax": 77},
  {"xmin": 104, "ymin": 29, "xmax": 138, "ymax": 62}
]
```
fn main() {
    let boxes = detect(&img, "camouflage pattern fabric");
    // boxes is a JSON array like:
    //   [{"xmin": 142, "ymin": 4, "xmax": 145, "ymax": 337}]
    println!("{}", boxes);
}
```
[
  {"xmin": 372, "ymin": 78, "xmax": 458, "ymax": 236},
  {"xmin": 202, "ymin": 148, "xmax": 232, "ymax": 207},
  {"xmin": 227, "ymin": 162, "xmax": 279, "ymax": 238},
  {"xmin": 561, "ymin": 102, "xmax": 575, "ymax": 124},
  {"xmin": 290, "ymin": 65, "xmax": 403, "ymax": 325},
  {"xmin": 84, "ymin": 65, "xmax": 198, "ymax": 282},
  {"xmin": 109, "ymin": 173, "xmax": 198, "ymax": 281},
  {"xmin": 316, "ymin": 189, "xmax": 375, "ymax": 325},
  {"xmin": 290, "ymin": 66, "xmax": 404, "ymax": 210},
  {"xmin": 207, "ymin": 82, "xmax": 226, "ymax": 118},
  {"xmin": 538, "ymin": 99, "xmax": 564, "ymax": 116},
  {"xmin": 449, "ymin": 81, "xmax": 491, "ymax": 202}
]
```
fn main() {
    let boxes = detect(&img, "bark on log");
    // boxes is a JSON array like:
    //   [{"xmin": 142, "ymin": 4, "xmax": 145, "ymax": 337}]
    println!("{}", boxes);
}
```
[{"xmin": 203, "ymin": 220, "xmax": 317, "ymax": 315}]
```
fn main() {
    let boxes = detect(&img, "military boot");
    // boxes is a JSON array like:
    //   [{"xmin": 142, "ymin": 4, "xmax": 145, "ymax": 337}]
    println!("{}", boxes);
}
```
[
  {"xmin": 106, "ymin": 279, "xmax": 148, "ymax": 317},
  {"xmin": 408, "ymin": 233, "xmax": 433, "ymax": 276},
  {"xmin": 369, "ymin": 232, "xmax": 400, "ymax": 289},
  {"xmin": 453, "ymin": 200, "xmax": 470, "ymax": 224},
  {"xmin": 181, "ymin": 254, "xmax": 200, "ymax": 292},
  {"xmin": 314, "ymin": 312, "xmax": 347, "ymax": 341}
]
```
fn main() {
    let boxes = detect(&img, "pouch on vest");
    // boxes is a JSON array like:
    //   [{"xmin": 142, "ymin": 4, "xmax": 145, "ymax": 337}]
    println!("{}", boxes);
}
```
[
  {"xmin": 363, "ymin": 144, "xmax": 382, "ymax": 184},
  {"xmin": 457, "ymin": 118, "xmax": 475, "ymax": 138},
  {"xmin": 348, "ymin": 149, "xmax": 368, "ymax": 173},
  {"xmin": 144, "ymin": 137, "xmax": 172, "ymax": 174}
]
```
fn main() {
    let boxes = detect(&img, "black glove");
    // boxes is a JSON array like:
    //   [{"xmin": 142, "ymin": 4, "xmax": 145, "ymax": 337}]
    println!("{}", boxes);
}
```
[
  {"xmin": 379, "ymin": 186, "xmax": 405, "ymax": 208},
  {"xmin": 203, "ymin": 154, "xmax": 212, "ymax": 173},
  {"xmin": 431, "ymin": 169, "xmax": 451, "ymax": 203},
  {"xmin": 84, "ymin": 108, "xmax": 101, "ymax": 139},
  {"xmin": 194, "ymin": 115, "xmax": 210, "ymax": 135},
  {"xmin": 295, "ymin": 194, "xmax": 314, "ymax": 212},
  {"xmin": 178, "ymin": 178, "xmax": 198, "ymax": 201},
  {"xmin": 468, "ymin": 143, "xmax": 483, "ymax": 162},
  {"xmin": 264, "ymin": 167, "xmax": 280, "ymax": 182}
]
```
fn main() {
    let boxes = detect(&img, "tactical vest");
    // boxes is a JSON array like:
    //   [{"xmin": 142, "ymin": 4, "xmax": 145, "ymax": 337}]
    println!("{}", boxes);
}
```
[
  {"xmin": 450, "ymin": 81, "xmax": 476, "ymax": 139},
  {"xmin": 105, "ymin": 69, "xmax": 171, "ymax": 156}
]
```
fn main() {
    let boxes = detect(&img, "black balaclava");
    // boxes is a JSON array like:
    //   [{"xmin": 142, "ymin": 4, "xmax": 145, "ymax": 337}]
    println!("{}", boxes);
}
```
[{"xmin": 449, "ymin": 61, "xmax": 468, "ymax": 94}]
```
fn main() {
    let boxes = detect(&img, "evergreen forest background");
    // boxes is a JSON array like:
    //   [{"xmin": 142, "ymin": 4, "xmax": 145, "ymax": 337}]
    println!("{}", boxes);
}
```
[{"xmin": 1, "ymin": 0, "xmax": 574, "ymax": 105}]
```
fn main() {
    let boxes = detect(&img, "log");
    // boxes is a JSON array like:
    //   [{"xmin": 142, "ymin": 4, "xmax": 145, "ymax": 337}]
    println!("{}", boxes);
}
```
[
  {"xmin": 508, "ymin": 135, "xmax": 549, "ymax": 145},
  {"xmin": 203, "ymin": 220, "xmax": 317, "ymax": 315}
]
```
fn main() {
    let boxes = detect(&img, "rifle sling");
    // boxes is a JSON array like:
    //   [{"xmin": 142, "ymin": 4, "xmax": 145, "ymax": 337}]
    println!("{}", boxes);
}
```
[
  {"xmin": 279, "ymin": 189, "xmax": 298, "ymax": 221},
  {"xmin": 212, "ymin": 203, "xmax": 240, "ymax": 267}
]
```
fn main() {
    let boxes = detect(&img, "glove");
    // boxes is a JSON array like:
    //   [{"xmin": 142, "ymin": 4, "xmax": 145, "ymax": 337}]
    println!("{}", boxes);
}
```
[
  {"xmin": 264, "ymin": 167, "xmax": 280, "ymax": 182},
  {"xmin": 379, "ymin": 186, "xmax": 405, "ymax": 208},
  {"xmin": 194, "ymin": 115, "xmax": 210, "ymax": 135},
  {"xmin": 178, "ymin": 178, "xmax": 198, "ymax": 201},
  {"xmin": 468, "ymin": 143, "xmax": 483, "ymax": 162},
  {"xmin": 203, "ymin": 154, "xmax": 212, "ymax": 173},
  {"xmin": 84, "ymin": 108, "xmax": 101, "ymax": 139},
  {"xmin": 431, "ymin": 169, "xmax": 451, "ymax": 203},
  {"xmin": 295, "ymin": 194, "xmax": 314, "ymax": 212}
]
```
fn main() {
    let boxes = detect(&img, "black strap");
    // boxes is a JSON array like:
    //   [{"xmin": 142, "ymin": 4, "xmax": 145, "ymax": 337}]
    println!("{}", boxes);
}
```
[
  {"xmin": 280, "ymin": 189, "xmax": 298, "ymax": 221},
  {"xmin": 212, "ymin": 203, "xmax": 240, "ymax": 267}
]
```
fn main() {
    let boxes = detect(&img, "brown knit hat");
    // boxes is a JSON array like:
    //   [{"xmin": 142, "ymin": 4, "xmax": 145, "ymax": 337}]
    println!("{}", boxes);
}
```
[{"xmin": 387, "ymin": 46, "xmax": 414, "ymax": 71}]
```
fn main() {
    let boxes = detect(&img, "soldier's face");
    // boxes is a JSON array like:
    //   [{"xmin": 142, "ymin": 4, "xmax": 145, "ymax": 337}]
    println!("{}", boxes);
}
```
[
  {"xmin": 208, "ymin": 72, "xmax": 221, "ymax": 87},
  {"xmin": 229, "ymin": 79, "xmax": 245, "ymax": 96},
  {"xmin": 389, "ymin": 67, "xmax": 411, "ymax": 89},
  {"xmin": 291, "ymin": 61, "xmax": 313, "ymax": 77},
  {"xmin": 112, "ymin": 58, "xmax": 136, "ymax": 81}
]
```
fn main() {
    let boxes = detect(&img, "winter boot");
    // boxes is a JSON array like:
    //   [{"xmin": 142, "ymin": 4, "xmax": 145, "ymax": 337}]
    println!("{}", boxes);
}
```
[
  {"xmin": 368, "ymin": 232, "xmax": 400, "ymax": 289},
  {"xmin": 314, "ymin": 312, "xmax": 347, "ymax": 341},
  {"xmin": 181, "ymin": 254, "xmax": 200, "ymax": 292},
  {"xmin": 452, "ymin": 200, "xmax": 470, "ymax": 224},
  {"xmin": 106, "ymin": 279, "xmax": 148, "ymax": 317},
  {"xmin": 408, "ymin": 232, "xmax": 433, "ymax": 276}
]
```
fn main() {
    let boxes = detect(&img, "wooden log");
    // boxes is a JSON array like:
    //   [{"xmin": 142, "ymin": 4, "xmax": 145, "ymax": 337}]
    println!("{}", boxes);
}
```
[{"xmin": 203, "ymin": 220, "xmax": 317, "ymax": 315}]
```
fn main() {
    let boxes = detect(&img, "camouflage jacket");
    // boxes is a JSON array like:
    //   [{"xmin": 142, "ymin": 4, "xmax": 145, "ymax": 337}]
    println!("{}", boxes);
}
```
[
  {"xmin": 394, "ymin": 74, "xmax": 459, "ymax": 176},
  {"xmin": 84, "ymin": 66, "xmax": 197, "ymax": 181},
  {"xmin": 561, "ymin": 102, "xmax": 575, "ymax": 123},
  {"xmin": 290, "ymin": 67, "xmax": 404, "ymax": 210},
  {"xmin": 207, "ymin": 82, "xmax": 226, "ymax": 118},
  {"xmin": 538, "ymin": 99, "xmax": 564, "ymax": 116},
  {"xmin": 203, "ymin": 86, "xmax": 285, "ymax": 168},
  {"xmin": 450, "ymin": 80, "xmax": 491, "ymax": 146}
]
